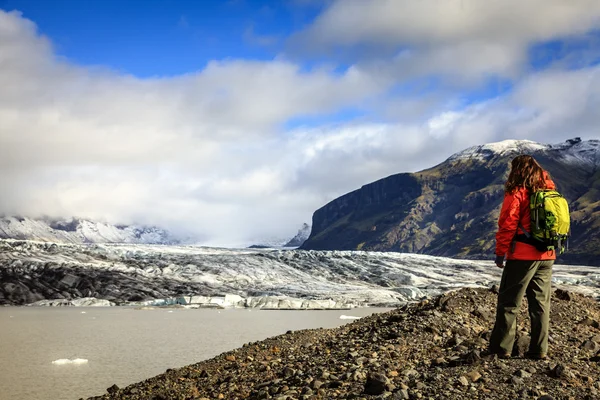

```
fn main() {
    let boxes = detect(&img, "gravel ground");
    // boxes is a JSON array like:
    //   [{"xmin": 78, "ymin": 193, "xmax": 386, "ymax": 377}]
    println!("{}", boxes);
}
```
[{"xmin": 86, "ymin": 286, "xmax": 600, "ymax": 400}]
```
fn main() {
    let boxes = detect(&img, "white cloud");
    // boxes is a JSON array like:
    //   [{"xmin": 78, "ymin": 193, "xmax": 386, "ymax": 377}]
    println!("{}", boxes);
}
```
[
  {"xmin": 1, "ymin": 9, "xmax": 600, "ymax": 246},
  {"xmin": 291, "ymin": 0, "xmax": 600, "ymax": 79}
]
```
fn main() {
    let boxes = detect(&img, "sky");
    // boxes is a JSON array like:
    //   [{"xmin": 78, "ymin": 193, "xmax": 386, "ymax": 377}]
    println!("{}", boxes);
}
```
[{"xmin": 1, "ymin": 0, "xmax": 600, "ymax": 246}]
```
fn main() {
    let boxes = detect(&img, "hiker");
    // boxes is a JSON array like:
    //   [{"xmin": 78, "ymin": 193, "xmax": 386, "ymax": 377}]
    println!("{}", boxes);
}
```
[{"xmin": 488, "ymin": 155, "xmax": 557, "ymax": 360}]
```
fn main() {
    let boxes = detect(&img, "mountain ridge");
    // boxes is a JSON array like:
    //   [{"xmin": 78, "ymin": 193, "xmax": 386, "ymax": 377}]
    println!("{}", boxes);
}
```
[
  {"xmin": 301, "ymin": 137, "xmax": 600, "ymax": 266},
  {"xmin": 0, "ymin": 216, "xmax": 180, "ymax": 245}
]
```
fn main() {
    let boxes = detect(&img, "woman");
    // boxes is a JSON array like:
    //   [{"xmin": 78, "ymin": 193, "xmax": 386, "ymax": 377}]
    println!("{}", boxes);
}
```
[{"xmin": 489, "ymin": 155, "xmax": 556, "ymax": 359}]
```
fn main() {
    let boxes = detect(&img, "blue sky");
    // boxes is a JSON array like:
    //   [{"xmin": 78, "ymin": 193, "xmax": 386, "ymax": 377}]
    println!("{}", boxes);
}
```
[
  {"xmin": 3, "ymin": 0, "xmax": 598, "ymax": 112},
  {"xmin": 1, "ymin": 0, "xmax": 322, "ymax": 76},
  {"xmin": 1, "ymin": 1, "xmax": 600, "ymax": 244}
]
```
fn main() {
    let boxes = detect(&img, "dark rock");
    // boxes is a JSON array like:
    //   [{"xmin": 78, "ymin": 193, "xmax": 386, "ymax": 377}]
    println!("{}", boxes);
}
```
[
  {"xmin": 550, "ymin": 364, "xmax": 567, "ymax": 378},
  {"xmin": 106, "ymin": 384, "xmax": 120, "ymax": 394},
  {"xmin": 300, "ymin": 386, "xmax": 313, "ymax": 395},
  {"xmin": 514, "ymin": 370, "xmax": 531, "ymax": 378},
  {"xmin": 555, "ymin": 289, "xmax": 573, "ymax": 301},
  {"xmin": 364, "ymin": 372, "xmax": 389, "ymax": 395},
  {"xmin": 581, "ymin": 340, "xmax": 599, "ymax": 352},
  {"xmin": 474, "ymin": 306, "xmax": 494, "ymax": 320},
  {"xmin": 579, "ymin": 317, "xmax": 600, "ymax": 329},
  {"xmin": 282, "ymin": 367, "xmax": 295, "ymax": 379},
  {"xmin": 447, "ymin": 334, "xmax": 463, "ymax": 347},
  {"xmin": 199, "ymin": 370, "xmax": 210, "ymax": 378},
  {"xmin": 464, "ymin": 350, "xmax": 481, "ymax": 365},
  {"xmin": 311, "ymin": 380, "xmax": 323, "ymax": 389},
  {"xmin": 393, "ymin": 388, "xmax": 410, "ymax": 399},
  {"xmin": 510, "ymin": 376, "xmax": 523, "ymax": 386},
  {"xmin": 512, "ymin": 333, "xmax": 530, "ymax": 357}
]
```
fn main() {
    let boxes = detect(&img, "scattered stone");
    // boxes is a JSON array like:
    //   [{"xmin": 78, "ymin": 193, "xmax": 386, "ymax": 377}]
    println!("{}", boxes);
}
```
[
  {"xmin": 106, "ymin": 384, "xmax": 119, "ymax": 395},
  {"xmin": 551, "ymin": 364, "xmax": 567, "ymax": 379},
  {"xmin": 515, "ymin": 369, "xmax": 532, "ymax": 378},
  {"xmin": 474, "ymin": 306, "xmax": 494, "ymax": 320},
  {"xmin": 466, "ymin": 370, "xmax": 482, "ymax": 382},
  {"xmin": 510, "ymin": 376, "xmax": 523, "ymax": 386},
  {"xmin": 581, "ymin": 340, "xmax": 599, "ymax": 353},
  {"xmin": 364, "ymin": 372, "xmax": 388, "ymax": 395},
  {"xmin": 464, "ymin": 350, "xmax": 481, "ymax": 365},
  {"xmin": 555, "ymin": 289, "xmax": 573, "ymax": 301},
  {"xmin": 402, "ymin": 369, "xmax": 419, "ymax": 378},
  {"xmin": 432, "ymin": 357, "xmax": 446, "ymax": 366},
  {"xmin": 580, "ymin": 317, "xmax": 600, "ymax": 329},
  {"xmin": 513, "ymin": 334, "xmax": 530, "ymax": 357}
]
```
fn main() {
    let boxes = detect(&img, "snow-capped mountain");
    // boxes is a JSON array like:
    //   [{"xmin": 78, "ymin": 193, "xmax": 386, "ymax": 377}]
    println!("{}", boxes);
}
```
[
  {"xmin": 448, "ymin": 137, "xmax": 600, "ymax": 169},
  {"xmin": 1, "ymin": 240, "xmax": 598, "ymax": 307},
  {"xmin": 248, "ymin": 223, "xmax": 311, "ymax": 249},
  {"xmin": 302, "ymin": 138, "xmax": 600, "ymax": 266},
  {"xmin": 283, "ymin": 223, "xmax": 311, "ymax": 247},
  {"xmin": 0, "ymin": 217, "xmax": 179, "ymax": 245}
]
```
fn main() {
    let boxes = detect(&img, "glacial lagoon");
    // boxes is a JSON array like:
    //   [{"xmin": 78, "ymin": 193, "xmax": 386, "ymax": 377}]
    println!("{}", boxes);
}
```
[{"xmin": 0, "ymin": 306, "xmax": 391, "ymax": 400}]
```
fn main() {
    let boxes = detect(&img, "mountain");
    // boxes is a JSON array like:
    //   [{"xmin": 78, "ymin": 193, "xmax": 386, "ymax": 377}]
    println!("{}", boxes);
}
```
[
  {"xmin": 283, "ymin": 223, "xmax": 311, "ymax": 247},
  {"xmin": 301, "ymin": 138, "xmax": 600, "ymax": 266},
  {"xmin": 0, "ymin": 216, "xmax": 180, "ymax": 245},
  {"xmin": 248, "ymin": 223, "xmax": 311, "ymax": 249}
]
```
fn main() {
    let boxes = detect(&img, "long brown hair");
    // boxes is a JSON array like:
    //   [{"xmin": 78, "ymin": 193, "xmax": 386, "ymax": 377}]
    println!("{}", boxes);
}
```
[{"xmin": 504, "ymin": 155, "xmax": 546, "ymax": 194}]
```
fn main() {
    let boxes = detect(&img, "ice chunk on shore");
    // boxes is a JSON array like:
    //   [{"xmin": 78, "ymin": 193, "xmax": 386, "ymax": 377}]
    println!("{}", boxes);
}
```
[
  {"xmin": 52, "ymin": 358, "xmax": 88, "ymax": 365},
  {"xmin": 30, "ymin": 298, "xmax": 114, "ymax": 307},
  {"xmin": 339, "ymin": 315, "xmax": 361, "ymax": 320}
]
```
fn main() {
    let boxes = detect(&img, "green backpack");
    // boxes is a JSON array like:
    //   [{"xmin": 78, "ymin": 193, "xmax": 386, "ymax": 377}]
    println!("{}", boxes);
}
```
[{"xmin": 515, "ymin": 189, "xmax": 571, "ymax": 255}]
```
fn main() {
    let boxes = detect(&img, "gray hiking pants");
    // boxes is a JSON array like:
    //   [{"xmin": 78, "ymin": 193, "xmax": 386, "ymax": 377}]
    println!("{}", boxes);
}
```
[{"xmin": 489, "ymin": 259, "xmax": 554, "ymax": 356}]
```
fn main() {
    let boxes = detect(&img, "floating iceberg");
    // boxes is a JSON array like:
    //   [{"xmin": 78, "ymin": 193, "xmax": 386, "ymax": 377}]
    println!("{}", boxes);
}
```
[{"xmin": 51, "ymin": 358, "xmax": 88, "ymax": 365}]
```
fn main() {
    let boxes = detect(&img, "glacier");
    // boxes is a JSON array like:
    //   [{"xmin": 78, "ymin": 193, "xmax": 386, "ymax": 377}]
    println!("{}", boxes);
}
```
[{"xmin": 1, "ymin": 239, "xmax": 599, "ymax": 308}]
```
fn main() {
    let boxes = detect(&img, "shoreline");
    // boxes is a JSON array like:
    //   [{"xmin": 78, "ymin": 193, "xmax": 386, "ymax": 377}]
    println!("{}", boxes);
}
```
[{"xmin": 85, "ymin": 286, "xmax": 600, "ymax": 400}]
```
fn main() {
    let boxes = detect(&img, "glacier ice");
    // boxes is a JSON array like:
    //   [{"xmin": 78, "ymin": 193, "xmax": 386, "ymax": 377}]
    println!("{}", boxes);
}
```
[
  {"xmin": 51, "ymin": 358, "xmax": 88, "ymax": 365},
  {"xmin": 339, "ymin": 315, "xmax": 361, "ymax": 320},
  {"xmin": 1, "ymin": 239, "xmax": 599, "ymax": 309}
]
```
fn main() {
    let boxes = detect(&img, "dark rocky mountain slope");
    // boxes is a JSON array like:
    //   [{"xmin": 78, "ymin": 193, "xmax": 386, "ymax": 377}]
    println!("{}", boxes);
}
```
[{"xmin": 301, "ymin": 138, "xmax": 600, "ymax": 266}]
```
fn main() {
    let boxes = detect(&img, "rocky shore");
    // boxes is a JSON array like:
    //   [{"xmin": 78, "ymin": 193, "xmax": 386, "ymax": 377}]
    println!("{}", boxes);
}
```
[{"xmin": 87, "ymin": 287, "xmax": 600, "ymax": 400}]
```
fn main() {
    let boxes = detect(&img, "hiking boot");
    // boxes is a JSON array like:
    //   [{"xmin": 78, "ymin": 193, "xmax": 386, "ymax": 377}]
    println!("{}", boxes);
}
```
[
  {"xmin": 482, "ymin": 349, "xmax": 511, "ymax": 359},
  {"xmin": 525, "ymin": 352, "xmax": 547, "ymax": 360}
]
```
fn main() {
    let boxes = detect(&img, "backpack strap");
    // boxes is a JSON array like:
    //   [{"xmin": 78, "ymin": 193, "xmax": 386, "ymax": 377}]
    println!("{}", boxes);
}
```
[{"xmin": 517, "ymin": 222, "xmax": 531, "ymax": 238}]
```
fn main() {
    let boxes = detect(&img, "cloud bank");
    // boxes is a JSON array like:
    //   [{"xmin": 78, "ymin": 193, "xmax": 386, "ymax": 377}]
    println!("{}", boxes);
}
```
[{"xmin": 1, "ymin": 4, "xmax": 600, "ymax": 246}]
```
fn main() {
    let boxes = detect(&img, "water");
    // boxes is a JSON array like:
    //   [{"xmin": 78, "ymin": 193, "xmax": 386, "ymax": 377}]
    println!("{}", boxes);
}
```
[{"xmin": 0, "ymin": 306, "xmax": 391, "ymax": 400}]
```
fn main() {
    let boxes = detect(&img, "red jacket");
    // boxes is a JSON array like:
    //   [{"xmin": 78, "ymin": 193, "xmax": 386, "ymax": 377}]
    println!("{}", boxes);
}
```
[{"xmin": 495, "ymin": 173, "xmax": 557, "ymax": 261}]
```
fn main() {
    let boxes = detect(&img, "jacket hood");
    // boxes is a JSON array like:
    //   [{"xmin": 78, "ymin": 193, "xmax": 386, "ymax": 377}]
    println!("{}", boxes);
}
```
[{"xmin": 543, "ymin": 171, "xmax": 556, "ymax": 190}]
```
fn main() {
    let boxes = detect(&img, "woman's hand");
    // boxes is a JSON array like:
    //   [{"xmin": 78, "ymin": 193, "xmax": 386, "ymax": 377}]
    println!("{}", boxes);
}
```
[{"xmin": 495, "ymin": 255, "xmax": 505, "ymax": 269}]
